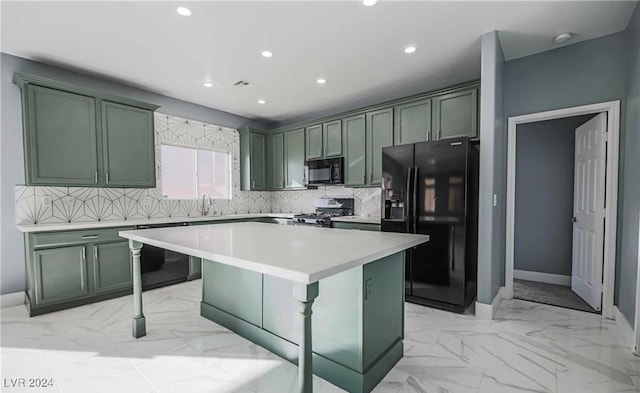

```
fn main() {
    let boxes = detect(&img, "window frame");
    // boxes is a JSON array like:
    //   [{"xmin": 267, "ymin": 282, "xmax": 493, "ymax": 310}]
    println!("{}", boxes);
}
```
[{"xmin": 160, "ymin": 142, "xmax": 232, "ymax": 200}]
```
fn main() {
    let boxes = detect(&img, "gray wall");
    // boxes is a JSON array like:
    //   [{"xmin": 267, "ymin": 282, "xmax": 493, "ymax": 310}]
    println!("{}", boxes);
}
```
[
  {"xmin": 477, "ymin": 31, "xmax": 506, "ymax": 304},
  {"xmin": 0, "ymin": 53, "xmax": 270, "ymax": 295},
  {"xmin": 503, "ymin": 25, "xmax": 636, "ymax": 321},
  {"xmin": 616, "ymin": 3, "xmax": 640, "ymax": 324},
  {"xmin": 514, "ymin": 115, "xmax": 595, "ymax": 277}
]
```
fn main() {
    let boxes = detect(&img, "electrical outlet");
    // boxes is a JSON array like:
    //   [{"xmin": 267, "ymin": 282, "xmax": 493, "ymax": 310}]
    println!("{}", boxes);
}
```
[
  {"xmin": 140, "ymin": 196, "xmax": 152, "ymax": 206},
  {"xmin": 62, "ymin": 196, "xmax": 75, "ymax": 207},
  {"xmin": 40, "ymin": 195, "xmax": 52, "ymax": 209}
]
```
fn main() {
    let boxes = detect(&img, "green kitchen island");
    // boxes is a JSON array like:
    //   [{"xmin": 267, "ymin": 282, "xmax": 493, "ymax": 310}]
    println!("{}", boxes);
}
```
[{"xmin": 119, "ymin": 222, "xmax": 428, "ymax": 393}]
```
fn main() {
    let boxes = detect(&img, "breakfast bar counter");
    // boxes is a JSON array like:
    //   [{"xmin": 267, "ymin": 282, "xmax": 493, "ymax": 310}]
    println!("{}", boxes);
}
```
[{"xmin": 119, "ymin": 222, "xmax": 428, "ymax": 393}]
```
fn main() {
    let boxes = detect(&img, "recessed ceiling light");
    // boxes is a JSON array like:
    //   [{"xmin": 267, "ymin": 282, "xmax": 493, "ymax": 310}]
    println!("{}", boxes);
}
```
[
  {"xmin": 258, "ymin": 100, "xmax": 266, "ymax": 104},
  {"xmin": 176, "ymin": 7, "xmax": 191, "ymax": 16},
  {"xmin": 404, "ymin": 46, "xmax": 417, "ymax": 54},
  {"xmin": 203, "ymin": 81, "xmax": 214, "ymax": 88},
  {"xmin": 363, "ymin": 0, "xmax": 378, "ymax": 6},
  {"xmin": 317, "ymin": 78, "xmax": 326, "ymax": 84},
  {"xmin": 554, "ymin": 32, "xmax": 573, "ymax": 44},
  {"xmin": 261, "ymin": 51, "xmax": 273, "ymax": 58}
]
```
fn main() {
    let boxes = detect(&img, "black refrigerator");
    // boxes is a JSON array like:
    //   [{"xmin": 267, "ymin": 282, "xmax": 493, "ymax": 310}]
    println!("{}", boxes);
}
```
[{"xmin": 381, "ymin": 138, "xmax": 479, "ymax": 313}]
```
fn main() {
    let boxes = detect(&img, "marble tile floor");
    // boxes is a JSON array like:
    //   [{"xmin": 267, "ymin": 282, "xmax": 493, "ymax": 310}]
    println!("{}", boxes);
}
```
[{"xmin": 1, "ymin": 280, "xmax": 639, "ymax": 393}]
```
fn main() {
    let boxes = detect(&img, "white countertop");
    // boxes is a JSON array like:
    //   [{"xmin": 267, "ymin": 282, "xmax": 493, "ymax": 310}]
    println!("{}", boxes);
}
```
[
  {"xmin": 119, "ymin": 222, "xmax": 428, "ymax": 284},
  {"xmin": 330, "ymin": 216, "xmax": 381, "ymax": 224},
  {"xmin": 17, "ymin": 213, "xmax": 295, "ymax": 233}
]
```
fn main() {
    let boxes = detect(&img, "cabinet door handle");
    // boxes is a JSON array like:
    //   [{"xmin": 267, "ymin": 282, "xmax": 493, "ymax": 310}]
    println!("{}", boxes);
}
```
[
  {"xmin": 94, "ymin": 171, "xmax": 98, "ymax": 183},
  {"xmin": 362, "ymin": 171, "xmax": 366, "ymax": 184},
  {"xmin": 81, "ymin": 247, "xmax": 86, "ymax": 262},
  {"xmin": 105, "ymin": 171, "xmax": 110, "ymax": 184},
  {"xmin": 81, "ymin": 235, "xmax": 98, "ymax": 240},
  {"xmin": 93, "ymin": 246, "xmax": 98, "ymax": 262},
  {"xmin": 438, "ymin": 129, "xmax": 442, "ymax": 139},
  {"xmin": 319, "ymin": 147, "xmax": 322, "ymax": 156},
  {"xmin": 252, "ymin": 179, "xmax": 255, "ymax": 188}
]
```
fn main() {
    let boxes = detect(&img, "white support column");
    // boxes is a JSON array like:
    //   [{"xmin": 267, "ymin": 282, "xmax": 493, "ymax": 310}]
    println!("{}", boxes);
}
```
[
  {"xmin": 293, "ymin": 282, "xmax": 319, "ymax": 393},
  {"xmin": 129, "ymin": 240, "xmax": 146, "ymax": 338}
]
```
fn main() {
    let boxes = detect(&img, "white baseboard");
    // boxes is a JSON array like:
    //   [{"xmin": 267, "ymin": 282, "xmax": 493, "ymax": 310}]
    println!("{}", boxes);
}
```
[
  {"xmin": 476, "ymin": 287, "xmax": 505, "ymax": 320},
  {"xmin": 514, "ymin": 269, "xmax": 571, "ymax": 286},
  {"xmin": 1, "ymin": 291, "xmax": 25, "ymax": 308},
  {"xmin": 615, "ymin": 306, "xmax": 634, "ymax": 351}
]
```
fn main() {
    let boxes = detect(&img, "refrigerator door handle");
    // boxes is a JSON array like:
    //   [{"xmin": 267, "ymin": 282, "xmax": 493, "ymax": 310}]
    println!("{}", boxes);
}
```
[
  {"xmin": 405, "ymin": 167, "xmax": 412, "ymax": 227},
  {"xmin": 449, "ymin": 225, "xmax": 455, "ymax": 272},
  {"xmin": 412, "ymin": 166, "xmax": 419, "ymax": 233}
]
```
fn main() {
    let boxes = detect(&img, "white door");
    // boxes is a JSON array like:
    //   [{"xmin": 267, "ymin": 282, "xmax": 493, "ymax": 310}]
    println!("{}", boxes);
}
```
[{"xmin": 572, "ymin": 113, "xmax": 607, "ymax": 311}]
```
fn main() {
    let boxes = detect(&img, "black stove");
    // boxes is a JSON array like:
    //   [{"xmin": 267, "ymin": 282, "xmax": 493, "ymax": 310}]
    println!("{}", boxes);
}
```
[{"xmin": 293, "ymin": 198, "xmax": 354, "ymax": 227}]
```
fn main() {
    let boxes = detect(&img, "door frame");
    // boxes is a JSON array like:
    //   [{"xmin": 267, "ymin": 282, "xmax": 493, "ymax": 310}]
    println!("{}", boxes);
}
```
[
  {"xmin": 635, "ymin": 211, "xmax": 640, "ymax": 355},
  {"xmin": 505, "ymin": 101, "xmax": 620, "ymax": 320}
]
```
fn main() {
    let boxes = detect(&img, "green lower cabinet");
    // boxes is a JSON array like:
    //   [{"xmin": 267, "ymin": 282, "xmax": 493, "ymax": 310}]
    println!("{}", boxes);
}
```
[
  {"xmin": 25, "ymin": 227, "xmax": 135, "ymax": 316},
  {"xmin": 32, "ymin": 246, "xmax": 90, "ymax": 306},
  {"xmin": 200, "ymin": 252, "xmax": 405, "ymax": 393},
  {"xmin": 331, "ymin": 221, "xmax": 381, "ymax": 231},
  {"xmin": 92, "ymin": 241, "xmax": 132, "ymax": 294}
]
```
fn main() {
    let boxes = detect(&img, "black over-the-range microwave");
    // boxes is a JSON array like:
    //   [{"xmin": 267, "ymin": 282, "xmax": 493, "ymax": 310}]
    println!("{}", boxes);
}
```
[{"xmin": 304, "ymin": 157, "xmax": 343, "ymax": 185}]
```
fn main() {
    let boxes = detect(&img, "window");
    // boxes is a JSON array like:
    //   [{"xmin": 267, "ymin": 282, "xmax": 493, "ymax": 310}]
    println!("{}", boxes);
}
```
[{"xmin": 161, "ymin": 144, "xmax": 231, "ymax": 200}]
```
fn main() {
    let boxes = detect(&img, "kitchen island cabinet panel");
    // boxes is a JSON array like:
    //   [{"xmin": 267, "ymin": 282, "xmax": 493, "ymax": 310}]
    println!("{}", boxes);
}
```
[
  {"xmin": 201, "ymin": 251, "xmax": 405, "ymax": 393},
  {"xmin": 202, "ymin": 260, "xmax": 263, "ymax": 327}
]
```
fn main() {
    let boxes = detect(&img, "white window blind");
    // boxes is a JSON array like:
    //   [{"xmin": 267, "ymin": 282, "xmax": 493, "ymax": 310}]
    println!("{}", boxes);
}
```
[{"xmin": 161, "ymin": 144, "xmax": 231, "ymax": 200}]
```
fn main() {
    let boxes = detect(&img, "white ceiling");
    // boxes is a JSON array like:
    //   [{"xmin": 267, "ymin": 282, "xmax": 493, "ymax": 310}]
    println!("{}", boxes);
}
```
[{"xmin": 1, "ymin": 1, "xmax": 636, "ymax": 123}]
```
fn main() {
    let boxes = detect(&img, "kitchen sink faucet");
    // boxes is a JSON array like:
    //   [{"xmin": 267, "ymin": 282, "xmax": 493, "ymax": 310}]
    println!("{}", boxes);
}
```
[{"xmin": 201, "ymin": 193, "xmax": 212, "ymax": 215}]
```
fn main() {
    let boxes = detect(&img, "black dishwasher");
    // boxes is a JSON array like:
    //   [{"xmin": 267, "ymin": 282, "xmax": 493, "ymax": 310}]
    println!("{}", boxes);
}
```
[{"xmin": 136, "ymin": 222, "xmax": 190, "ymax": 290}]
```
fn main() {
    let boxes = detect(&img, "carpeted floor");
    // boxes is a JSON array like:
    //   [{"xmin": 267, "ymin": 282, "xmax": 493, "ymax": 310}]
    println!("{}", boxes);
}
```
[{"xmin": 513, "ymin": 279, "xmax": 599, "ymax": 313}]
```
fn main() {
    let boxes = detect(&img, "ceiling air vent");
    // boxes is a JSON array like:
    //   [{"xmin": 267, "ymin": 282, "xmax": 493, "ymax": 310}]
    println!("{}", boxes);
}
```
[{"xmin": 233, "ymin": 80, "xmax": 252, "ymax": 87}]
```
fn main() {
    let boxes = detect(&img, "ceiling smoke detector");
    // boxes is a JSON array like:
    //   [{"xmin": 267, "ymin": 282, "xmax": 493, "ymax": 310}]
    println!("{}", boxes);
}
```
[{"xmin": 554, "ymin": 32, "xmax": 573, "ymax": 44}]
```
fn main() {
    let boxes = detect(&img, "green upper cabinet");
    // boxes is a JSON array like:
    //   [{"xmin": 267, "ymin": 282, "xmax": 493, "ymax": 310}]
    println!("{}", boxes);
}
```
[
  {"xmin": 394, "ymin": 99, "xmax": 432, "ymax": 145},
  {"xmin": 250, "ymin": 133, "xmax": 267, "ymax": 190},
  {"xmin": 432, "ymin": 88, "xmax": 478, "ymax": 140},
  {"xmin": 323, "ymin": 120, "xmax": 342, "ymax": 157},
  {"xmin": 102, "ymin": 101, "xmax": 155, "ymax": 187},
  {"xmin": 305, "ymin": 124, "xmax": 323, "ymax": 160},
  {"xmin": 24, "ymin": 85, "xmax": 99, "ymax": 186},
  {"xmin": 343, "ymin": 114, "xmax": 367, "ymax": 187},
  {"xmin": 14, "ymin": 73, "xmax": 159, "ymax": 188},
  {"xmin": 239, "ymin": 127, "xmax": 268, "ymax": 191},
  {"xmin": 366, "ymin": 108, "xmax": 393, "ymax": 186},
  {"xmin": 306, "ymin": 121, "xmax": 342, "ymax": 160},
  {"xmin": 270, "ymin": 133, "xmax": 285, "ymax": 190},
  {"xmin": 284, "ymin": 128, "xmax": 306, "ymax": 188}
]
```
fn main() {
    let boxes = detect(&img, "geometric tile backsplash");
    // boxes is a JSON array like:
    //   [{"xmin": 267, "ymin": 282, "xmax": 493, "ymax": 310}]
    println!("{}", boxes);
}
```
[{"xmin": 15, "ymin": 112, "xmax": 382, "ymax": 225}]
